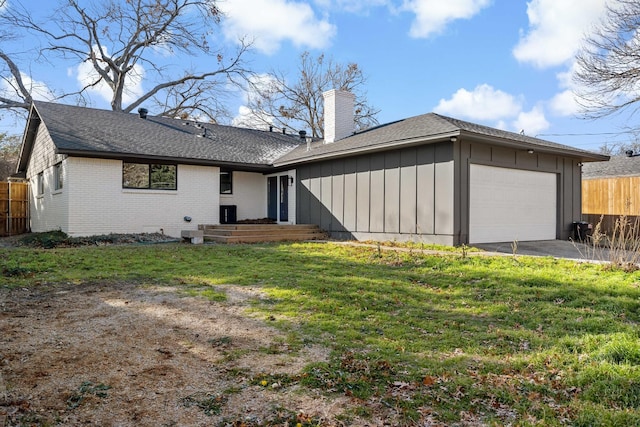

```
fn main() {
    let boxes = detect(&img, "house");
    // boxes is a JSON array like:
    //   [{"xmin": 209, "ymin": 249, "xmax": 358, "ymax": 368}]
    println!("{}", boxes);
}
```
[
  {"xmin": 582, "ymin": 154, "xmax": 640, "ymax": 234},
  {"xmin": 15, "ymin": 90, "xmax": 608, "ymax": 245}
]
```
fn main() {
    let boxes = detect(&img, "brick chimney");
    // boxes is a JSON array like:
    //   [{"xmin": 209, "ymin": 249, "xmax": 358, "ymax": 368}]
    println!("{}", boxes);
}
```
[{"xmin": 323, "ymin": 89, "xmax": 355, "ymax": 143}]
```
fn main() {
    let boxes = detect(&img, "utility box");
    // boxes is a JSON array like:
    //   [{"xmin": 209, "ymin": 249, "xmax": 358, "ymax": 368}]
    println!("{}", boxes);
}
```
[
  {"xmin": 572, "ymin": 221, "xmax": 592, "ymax": 241},
  {"xmin": 220, "ymin": 205, "xmax": 237, "ymax": 224}
]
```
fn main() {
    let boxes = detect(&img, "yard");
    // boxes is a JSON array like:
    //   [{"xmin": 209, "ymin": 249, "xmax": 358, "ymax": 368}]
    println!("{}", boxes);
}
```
[{"xmin": 1, "ymin": 237, "xmax": 639, "ymax": 426}]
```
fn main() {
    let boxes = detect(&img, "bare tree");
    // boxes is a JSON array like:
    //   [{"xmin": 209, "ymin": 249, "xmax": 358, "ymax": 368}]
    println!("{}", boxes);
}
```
[
  {"xmin": 0, "ymin": 132, "xmax": 21, "ymax": 180},
  {"xmin": 151, "ymin": 78, "xmax": 232, "ymax": 122},
  {"xmin": 1, "ymin": 0, "xmax": 251, "ymax": 119},
  {"xmin": 574, "ymin": 0, "xmax": 640, "ymax": 119},
  {"xmin": 240, "ymin": 52, "xmax": 379, "ymax": 138},
  {"xmin": 0, "ymin": 49, "xmax": 33, "ymax": 112},
  {"xmin": 0, "ymin": 0, "xmax": 34, "ymax": 114}
]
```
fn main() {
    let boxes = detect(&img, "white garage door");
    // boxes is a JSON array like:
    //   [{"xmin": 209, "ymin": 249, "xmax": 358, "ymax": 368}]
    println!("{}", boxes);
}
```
[{"xmin": 469, "ymin": 164, "xmax": 557, "ymax": 244}]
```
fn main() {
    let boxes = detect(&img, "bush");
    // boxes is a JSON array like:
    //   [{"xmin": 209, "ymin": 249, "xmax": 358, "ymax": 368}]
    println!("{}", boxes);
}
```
[
  {"xmin": 18, "ymin": 231, "xmax": 69, "ymax": 248},
  {"xmin": 578, "ymin": 215, "xmax": 640, "ymax": 271}
]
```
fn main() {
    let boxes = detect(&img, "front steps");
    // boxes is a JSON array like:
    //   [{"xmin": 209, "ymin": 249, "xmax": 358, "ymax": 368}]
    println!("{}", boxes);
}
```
[{"xmin": 198, "ymin": 224, "xmax": 327, "ymax": 243}]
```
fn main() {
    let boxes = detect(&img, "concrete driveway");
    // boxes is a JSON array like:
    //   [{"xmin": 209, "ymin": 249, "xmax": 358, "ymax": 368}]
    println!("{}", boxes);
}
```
[{"xmin": 473, "ymin": 239, "xmax": 611, "ymax": 262}]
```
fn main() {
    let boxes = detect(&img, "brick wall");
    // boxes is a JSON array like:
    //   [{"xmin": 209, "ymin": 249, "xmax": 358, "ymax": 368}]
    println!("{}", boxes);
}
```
[
  {"xmin": 64, "ymin": 158, "xmax": 219, "ymax": 238},
  {"xmin": 219, "ymin": 171, "xmax": 267, "ymax": 220}
]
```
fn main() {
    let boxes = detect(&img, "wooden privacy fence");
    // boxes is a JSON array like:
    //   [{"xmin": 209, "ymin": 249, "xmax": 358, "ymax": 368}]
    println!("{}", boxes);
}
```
[
  {"xmin": 582, "ymin": 177, "xmax": 640, "ymax": 236},
  {"xmin": 1, "ymin": 181, "xmax": 29, "ymax": 237}
]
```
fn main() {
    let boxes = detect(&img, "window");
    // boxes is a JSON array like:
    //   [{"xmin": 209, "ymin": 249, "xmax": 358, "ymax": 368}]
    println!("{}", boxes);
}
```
[
  {"xmin": 123, "ymin": 162, "xmax": 177, "ymax": 190},
  {"xmin": 36, "ymin": 172, "xmax": 44, "ymax": 196},
  {"xmin": 54, "ymin": 162, "xmax": 63, "ymax": 191},
  {"xmin": 220, "ymin": 168, "xmax": 232, "ymax": 194}
]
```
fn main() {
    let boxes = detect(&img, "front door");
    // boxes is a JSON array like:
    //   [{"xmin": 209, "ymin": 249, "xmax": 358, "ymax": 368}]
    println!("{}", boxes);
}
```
[
  {"xmin": 280, "ymin": 175, "xmax": 289, "ymax": 222},
  {"xmin": 267, "ymin": 177, "xmax": 278, "ymax": 221}
]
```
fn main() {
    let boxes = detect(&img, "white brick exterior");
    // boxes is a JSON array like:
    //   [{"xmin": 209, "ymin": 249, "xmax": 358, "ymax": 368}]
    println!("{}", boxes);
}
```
[
  {"xmin": 29, "ymin": 156, "xmax": 220, "ymax": 238},
  {"xmin": 220, "ymin": 171, "xmax": 267, "ymax": 220},
  {"xmin": 25, "ymin": 120, "xmax": 298, "ymax": 236},
  {"xmin": 64, "ymin": 159, "xmax": 219, "ymax": 237},
  {"xmin": 219, "ymin": 170, "xmax": 297, "ymax": 223},
  {"xmin": 323, "ymin": 89, "xmax": 355, "ymax": 143}
]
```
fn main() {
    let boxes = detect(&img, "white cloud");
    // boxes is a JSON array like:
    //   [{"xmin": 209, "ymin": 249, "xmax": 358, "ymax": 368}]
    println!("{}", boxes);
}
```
[
  {"xmin": 74, "ymin": 47, "xmax": 145, "ymax": 106},
  {"xmin": 549, "ymin": 89, "xmax": 580, "ymax": 116},
  {"xmin": 401, "ymin": 0, "xmax": 492, "ymax": 38},
  {"xmin": 1, "ymin": 72, "xmax": 56, "ymax": 102},
  {"xmin": 547, "ymin": 62, "xmax": 584, "ymax": 117},
  {"xmin": 232, "ymin": 105, "xmax": 274, "ymax": 129},
  {"xmin": 219, "ymin": 0, "xmax": 336, "ymax": 54},
  {"xmin": 513, "ymin": 0, "xmax": 607, "ymax": 68},
  {"xmin": 243, "ymin": 73, "xmax": 281, "ymax": 103},
  {"xmin": 434, "ymin": 84, "xmax": 551, "ymax": 134},
  {"xmin": 314, "ymin": 0, "xmax": 388, "ymax": 13},
  {"xmin": 232, "ymin": 74, "xmax": 281, "ymax": 128},
  {"xmin": 434, "ymin": 84, "xmax": 522, "ymax": 121},
  {"xmin": 512, "ymin": 105, "xmax": 550, "ymax": 135}
]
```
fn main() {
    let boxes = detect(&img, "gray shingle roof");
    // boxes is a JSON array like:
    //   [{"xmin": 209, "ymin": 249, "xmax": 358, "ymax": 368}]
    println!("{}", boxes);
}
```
[
  {"xmin": 24, "ymin": 102, "xmax": 608, "ymax": 173},
  {"xmin": 275, "ymin": 113, "xmax": 608, "ymax": 166},
  {"xmin": 31, "ymin": 101, "xmax": 304, "ymax": 170},
  {"xmin": 582, "ymin": 154, "xmax": 640, "ymax": 178}
]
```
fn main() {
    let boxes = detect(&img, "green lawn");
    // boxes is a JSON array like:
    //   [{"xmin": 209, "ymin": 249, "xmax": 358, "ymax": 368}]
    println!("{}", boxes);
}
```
[{"xmin": 2, "ymin": 240, "xmax": 640, "ymax": 425}]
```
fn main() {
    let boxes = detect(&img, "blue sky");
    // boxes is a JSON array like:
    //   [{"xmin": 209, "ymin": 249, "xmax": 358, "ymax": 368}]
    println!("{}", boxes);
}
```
[{"xmin": 0, "ymin": 0, "xmax": 633, "ymax": 152}]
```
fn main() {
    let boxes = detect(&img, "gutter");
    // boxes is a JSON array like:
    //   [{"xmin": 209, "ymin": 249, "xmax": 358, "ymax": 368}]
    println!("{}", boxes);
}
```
[
  {"xmin": 273, "ymin": 132, "xmax": 460, "ymax": 167},
  {"xmin": 460, "ymin": 131, "xmax": 610, "ymax": 163},
  {"xmin": 15, "ymin": 104, "xmax": 41, "ymax": 175},
  {"xmin": 57, "ymin": 149, "xmax": 277, "ymax": 173},
  {"xmin": 273, "ymin": 129, "xmax": 609, "ymax": 168}
]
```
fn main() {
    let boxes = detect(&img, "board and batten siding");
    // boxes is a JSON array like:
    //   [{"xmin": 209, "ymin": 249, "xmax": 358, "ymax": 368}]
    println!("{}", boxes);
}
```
[
  {"xmin": 296, "ymin": 143, "xmax": 455, "ymax": 245},
  {"xmin": 296, "ymin": 138, "xmax": 582, "ymax": 245}
]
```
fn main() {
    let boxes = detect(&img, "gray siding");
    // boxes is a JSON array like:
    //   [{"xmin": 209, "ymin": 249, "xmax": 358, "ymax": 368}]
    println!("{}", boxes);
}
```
[
  {"xmin": 296, "ymin": 138, "xmax": 582, "ymax": 245},
  {"xmin": 296, "ymin": 142, "xmax": 456, "ymax": 245},
  {"xmin": 457, "ymin": 139, "xmax": 582, "ymax": 243}
]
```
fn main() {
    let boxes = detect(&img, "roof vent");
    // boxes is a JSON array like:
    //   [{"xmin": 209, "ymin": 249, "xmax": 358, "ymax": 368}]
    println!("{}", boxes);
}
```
[
  {"xmin": 196, "ymin": 127, "xmax": 208, "ymax": 138},
  {"xmin": 282, "ymin": 127, "xmax": 286, "ymax": 135},
  {"xmin": 138, "ymin": 108, "xmax": 148, "ymax": 119}
]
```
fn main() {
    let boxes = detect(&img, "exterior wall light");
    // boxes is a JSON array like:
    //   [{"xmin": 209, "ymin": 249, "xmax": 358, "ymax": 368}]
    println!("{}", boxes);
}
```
[{"xmin": 527, "ymin": 149, "xmax": 534, "ymax": 154}]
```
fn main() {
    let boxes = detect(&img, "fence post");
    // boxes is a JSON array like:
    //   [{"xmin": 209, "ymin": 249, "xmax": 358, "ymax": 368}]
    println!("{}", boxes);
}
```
[
  {"xmin": 7, "ymin": 181, "xmax": 10, "ymax": 236},
  {"xmin": 2, "ymin": 181, "xmax": 29, "ymax": 236}
]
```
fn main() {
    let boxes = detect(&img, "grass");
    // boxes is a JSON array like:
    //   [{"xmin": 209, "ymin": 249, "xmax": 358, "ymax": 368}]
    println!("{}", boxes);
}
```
[{"xmin": 2, "ymin": 240, "xmax": 640, "ymax": 425}]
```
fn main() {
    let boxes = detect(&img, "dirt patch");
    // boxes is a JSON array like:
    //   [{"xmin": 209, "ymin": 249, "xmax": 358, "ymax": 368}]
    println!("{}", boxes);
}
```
[
  {"xmin": 0, "ymin": 281, "xmax": 360, "ymax": 426},
  {"xmin": 0, "ymin": 232, "xmax": 178, "ymax": 249}
]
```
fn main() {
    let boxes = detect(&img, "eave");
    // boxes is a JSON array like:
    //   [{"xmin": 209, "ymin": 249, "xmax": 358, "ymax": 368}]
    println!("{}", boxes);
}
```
[
  {"xmin": 56, "ymin": 148, "xmax": 277, "ymax": 173},
  {"xmin": 273, "ymin": 129, "xmax": 608, "ymax": 168}
]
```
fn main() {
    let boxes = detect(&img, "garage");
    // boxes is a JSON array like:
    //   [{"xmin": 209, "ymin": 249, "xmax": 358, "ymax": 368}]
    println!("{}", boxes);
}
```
[{"xmin": 469, "ymin": 164, "xmax": 557, "ymax": 244}]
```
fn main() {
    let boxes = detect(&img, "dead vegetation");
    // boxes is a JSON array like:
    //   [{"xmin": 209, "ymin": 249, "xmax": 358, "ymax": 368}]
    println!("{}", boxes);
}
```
[
  {"xmin": 576, "ymin": 214, "xmax": 640, "ymax": 271},
  {"xmin": 0, "ymin": 281, "xmax": 364, "ymax": 426}
]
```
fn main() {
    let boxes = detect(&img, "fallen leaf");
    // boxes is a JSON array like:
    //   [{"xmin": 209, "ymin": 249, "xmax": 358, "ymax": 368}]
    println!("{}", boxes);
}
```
[{"xmin": 423, "ymin": 375, "xmax": 436, "ymax": 386}]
